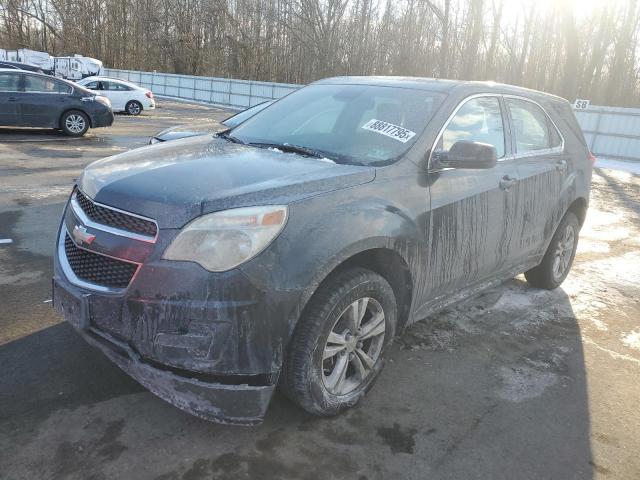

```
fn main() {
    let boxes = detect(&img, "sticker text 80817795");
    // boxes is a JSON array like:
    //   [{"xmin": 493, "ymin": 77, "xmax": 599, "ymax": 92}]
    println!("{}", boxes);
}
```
[{"xmin": 361, "ymin": 119, "xmax": 417, "ymax": 143}]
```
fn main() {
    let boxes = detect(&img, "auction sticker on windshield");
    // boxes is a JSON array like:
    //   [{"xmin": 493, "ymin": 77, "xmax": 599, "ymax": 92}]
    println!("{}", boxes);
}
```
[{"xmin": 361, "ymin": 119, "xmax": 417, "ymax": 143}]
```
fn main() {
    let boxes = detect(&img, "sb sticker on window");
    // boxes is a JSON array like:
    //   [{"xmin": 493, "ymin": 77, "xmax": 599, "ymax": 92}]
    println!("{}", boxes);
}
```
[{"xmin": 361, "ymin": 119, "xmax": 416, "ymax": 143}]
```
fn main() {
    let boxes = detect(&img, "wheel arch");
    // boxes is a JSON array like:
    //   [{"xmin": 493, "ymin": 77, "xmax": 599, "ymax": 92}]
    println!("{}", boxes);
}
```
[
  {"xmin": 294, "ymin": 245, "xmax": 415, "ymax": 338},
  {"xmin": 567, "ymin": 196, "xmax": 588, "ymax": 226}
]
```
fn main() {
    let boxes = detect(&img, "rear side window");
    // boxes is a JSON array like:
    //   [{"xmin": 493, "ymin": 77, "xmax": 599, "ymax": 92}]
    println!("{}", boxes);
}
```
[
  {"xmin": 507, "ymin": 98, "xmax": 561, "ymax": 153},
  {"xmin": 24, "ymin": 75, "xmax": 72, "ymax": 94},
  {"xmin": 439, "ymin": 96, "xmax": 506, "ymax": 158},
  {"xmin": 0, "ymin": 72, "xmax": 20, "ymax": 91},
  {"xmin": 105, "ymin": 82, "xmax": 132, "ymax": 91}
]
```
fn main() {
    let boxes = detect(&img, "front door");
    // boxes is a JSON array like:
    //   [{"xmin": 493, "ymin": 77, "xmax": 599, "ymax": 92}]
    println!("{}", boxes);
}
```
[
  {"xmin": 424, "ymin": 95, "xmax": 520, "ymax": 300},
  {"xmin": 504, "ymin": 97, "xmax": 567, "ymax": 260},
  {"xmin": 0, "ymin": 72, "xmax": 22, "ymax": 126}
]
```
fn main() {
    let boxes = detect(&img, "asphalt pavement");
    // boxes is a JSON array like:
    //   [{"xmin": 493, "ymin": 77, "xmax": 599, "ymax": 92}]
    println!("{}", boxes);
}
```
[{"xmin": 1, "ymin": 100, "xmax": 638, "ymax": 480}]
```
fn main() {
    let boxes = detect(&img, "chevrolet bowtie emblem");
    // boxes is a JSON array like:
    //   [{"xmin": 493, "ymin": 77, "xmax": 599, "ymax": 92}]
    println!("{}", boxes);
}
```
[{"xmin": 72, "ymin": 225, "xmax": 96, "ymax": 246}]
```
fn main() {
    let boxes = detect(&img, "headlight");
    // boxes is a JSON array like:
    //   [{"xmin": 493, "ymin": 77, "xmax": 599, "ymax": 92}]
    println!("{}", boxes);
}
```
[
  {"xmin": 163, "ymin": 206, "xmax": 288, "ymax": 271},
  {"xmin": 94, "ymin": 95, "xmax": 111, "ymax": 107}
]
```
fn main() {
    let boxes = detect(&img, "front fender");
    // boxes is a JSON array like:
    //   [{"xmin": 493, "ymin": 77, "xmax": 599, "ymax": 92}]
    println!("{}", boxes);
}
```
[{"xmin": 240, "ymin": 187, "xmax": 427, "ymax": 354}]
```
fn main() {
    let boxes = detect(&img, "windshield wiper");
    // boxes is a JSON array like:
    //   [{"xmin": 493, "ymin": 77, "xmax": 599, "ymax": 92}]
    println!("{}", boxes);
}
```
[
  {"xmin": 217, "ymin": 129, "xmax": 244, "ymax": 144},
  {"xmin": 248, "ymin": 142, "xmax": 339, "ymax": 162}
]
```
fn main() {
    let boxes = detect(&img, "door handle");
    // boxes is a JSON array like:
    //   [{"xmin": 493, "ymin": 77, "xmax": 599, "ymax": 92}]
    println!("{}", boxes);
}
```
[
  {"xmin": 8, "ymin": 97, "xmax": 16, "ymax": 102},
  {"xmin": 499, "ymin": 175, "xmax": 518, "ymax": 191},
  {"xmin": 555, "ymin": 159, "xmax": 567, "ymax": 171}
]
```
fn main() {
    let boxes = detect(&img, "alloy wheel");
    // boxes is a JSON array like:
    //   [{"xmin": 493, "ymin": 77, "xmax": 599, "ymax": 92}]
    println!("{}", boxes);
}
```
[
  {"xmin": 322, "ymin": 297, "xmax": 386, "ymax": 396},
  {"xmin": 128, "ymin": 102, "xmax": 141, "ymax": 115},
  {"xmin": 65, "ymin": 114, "xmax": 86, "ymax": 134},
  {"xmin": 552, "ymin": 223, "xmax": 576, "ymax": 281}
]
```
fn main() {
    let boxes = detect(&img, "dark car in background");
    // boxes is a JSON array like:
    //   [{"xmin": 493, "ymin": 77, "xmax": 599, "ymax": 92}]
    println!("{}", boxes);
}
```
[
  {"xmin": 149, "ymin": 100, "xmax": 273, "ymax": 144},
  {"xmin": 0, "ymin": 60, "xmax": 52, "ymax": 74},
  {"xmin": 0, "ymin": 69, "xmax": 113, "ymax": 136},
  {"xmin": 53, "ymin": 77, "xmax": 592, "ymax": 425}
]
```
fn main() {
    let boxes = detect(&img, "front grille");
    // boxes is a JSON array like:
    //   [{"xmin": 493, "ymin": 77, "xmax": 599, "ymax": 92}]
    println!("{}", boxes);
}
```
[
  {"xmin": 64, "ymin": 234, "xmax": 138, "ymax": 289},
  {"xmin": 75, "ymin": 190, "xmax": 157, "ymax": 238}
]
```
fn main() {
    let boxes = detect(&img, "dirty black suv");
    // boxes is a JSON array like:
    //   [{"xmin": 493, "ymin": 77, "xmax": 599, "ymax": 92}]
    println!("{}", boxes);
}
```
[{"xmin": 53, "ymin": 77, "xmax": 592, "ymax": 424}]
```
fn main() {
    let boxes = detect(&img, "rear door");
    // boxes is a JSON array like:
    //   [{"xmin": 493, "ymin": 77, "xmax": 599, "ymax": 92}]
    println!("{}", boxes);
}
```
[
  {"xmin": 0, "ymin": 72, "xmax": 22, "ymax": 126},
  {"xmin": 505, "ymin": 97, "xmax": 568, "ymax": 259},
  {"xmin": 19, "ymin": 74, "xmax": 73, "ymax": 127},
  {"xmin": 103, "ymin": 81, "xmax": 130, "ymax": 110},
  {"xmin": 425, "ymin": 95, "xmax": 520, "ymax": 299}
]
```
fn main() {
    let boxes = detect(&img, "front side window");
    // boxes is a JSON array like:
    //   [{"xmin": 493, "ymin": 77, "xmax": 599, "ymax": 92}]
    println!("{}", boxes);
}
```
[
  {"xmin": 0, "ymin": 73, "xmax": 20, "ymax": 92},
  {"xmin": 230, "ymin": 84, "xmax": 445, "ymax": 166},
  {"xmin": 84, "ymin": 81, "xmax": 100, "ymax": 90},
  {"xmin": 439, "ymin": 96, "xmax": 505, "ymax": 158},
  {"xmin": 24, "ymin": 75, "xmax": 72, "ymax": 94},
  {"xmin": 507, "ymin": 98, "xmax": 555, "ymax": 153}
]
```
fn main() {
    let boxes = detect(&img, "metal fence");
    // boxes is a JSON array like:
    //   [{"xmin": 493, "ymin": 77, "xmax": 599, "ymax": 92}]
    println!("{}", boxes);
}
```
[
  {"xmin": 104, "ymin": 68, "xmax": 300, "ymax": 109},
  {"xmin": 574, "ymin": 106, "xmax": 640, "ymax": 162},
  {"xmin": 105, "ymin": 68, "xmax": 640, "ymax": 161}
]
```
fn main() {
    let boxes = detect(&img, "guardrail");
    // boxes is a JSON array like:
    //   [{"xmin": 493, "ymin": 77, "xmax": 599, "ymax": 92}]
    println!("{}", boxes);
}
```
[
  {"xmin": 104, "ymin": 68, "xmax": 300, "ymax": 109},
  {"xmin": 105, "ymin": 68, "xmax": 640, "ymax": 161}
]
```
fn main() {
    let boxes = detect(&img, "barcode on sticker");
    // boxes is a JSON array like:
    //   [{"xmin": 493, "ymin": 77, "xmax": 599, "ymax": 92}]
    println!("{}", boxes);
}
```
[{"xmin": 361, "ymin": 119, "xmax": 416, "ymax": 143}]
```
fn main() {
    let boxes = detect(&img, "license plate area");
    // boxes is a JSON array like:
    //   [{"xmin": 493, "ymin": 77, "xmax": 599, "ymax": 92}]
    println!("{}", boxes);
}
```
[{"xmin": 54, "ymin": 281, "xmax": 89, "ymax": 330}]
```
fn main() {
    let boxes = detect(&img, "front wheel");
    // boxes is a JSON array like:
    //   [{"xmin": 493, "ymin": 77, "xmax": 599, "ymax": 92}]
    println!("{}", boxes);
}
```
[
  {"xmin": 525, "ymin": 211, "xmax": 579, "ymax": 289},
  {"xmin": 126, "ymin": 100, "xmax": 142, "ymax": 116},
  {"xmin": 281, "ymin": 268, "xmax": 397, "ymax": 416},
  {"xmin": 61, "ymin": 110, "xmax": 89, "ymax": 137}
]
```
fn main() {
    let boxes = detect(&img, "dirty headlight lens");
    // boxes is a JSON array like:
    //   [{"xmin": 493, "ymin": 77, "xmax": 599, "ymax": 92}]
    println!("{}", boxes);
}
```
[
  {"xmin": 163, "ymin": 206, "xmax": 288, "ymax": 271},
  {"xmin": 94, "ymin": 95, "xmax": 111, "ymax": 107}
]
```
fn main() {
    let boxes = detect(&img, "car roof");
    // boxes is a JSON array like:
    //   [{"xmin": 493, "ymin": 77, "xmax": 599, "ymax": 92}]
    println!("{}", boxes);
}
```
[{"xmin": 315, "ymin": 76, "xmax": 567, "ymax": 102}]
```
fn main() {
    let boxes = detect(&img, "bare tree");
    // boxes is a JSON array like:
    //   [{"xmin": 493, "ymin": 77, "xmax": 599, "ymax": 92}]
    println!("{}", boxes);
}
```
[{"xmin": 1, "ymin": 0, "xmax": 639, "ymax": 105}]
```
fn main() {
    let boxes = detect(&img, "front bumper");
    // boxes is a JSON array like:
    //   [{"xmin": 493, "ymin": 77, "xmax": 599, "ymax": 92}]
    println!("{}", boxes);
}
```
[
  {"xmin": 53, "ymin": 195, "xmax": 300, "ymax": 424},
  {"xmin": 91, "ymin": 109, "xmax": 115, "ymax": 128},
  {"xmin": 53, "ymin": 275, "xmax": 276, "ymax": 425}
]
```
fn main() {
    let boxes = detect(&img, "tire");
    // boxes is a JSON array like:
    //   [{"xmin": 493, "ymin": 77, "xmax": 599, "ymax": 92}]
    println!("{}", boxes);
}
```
[
  {"xmin": 281, "ymin": 268, "xmax": 397, "ymax": 416},
  {"xmin": 525, "ymin": 211, "xmax": 580, "ymax": 289},
  {"xmin": 60, "ymin": 110, "xmax": 89, "ymax": 137},
  {"xmin": 126, "ymin": 100, "xmax": 142, "ymax": 116}
]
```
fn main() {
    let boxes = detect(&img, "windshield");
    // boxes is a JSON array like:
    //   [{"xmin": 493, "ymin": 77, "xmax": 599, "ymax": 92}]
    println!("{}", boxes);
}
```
[
  {"xmin": 223, "ymin": 101, "xmax": 273, "ymax": 128},
  {"xmin": 229, "ymin": 84, "xmax": 445, "ymax": 166}
]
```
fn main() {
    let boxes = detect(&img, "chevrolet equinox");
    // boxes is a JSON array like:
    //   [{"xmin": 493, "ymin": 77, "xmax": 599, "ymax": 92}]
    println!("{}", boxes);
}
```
[{"xmin": 53, "ymin": 77, "xmax": 592, "ymax": 424}]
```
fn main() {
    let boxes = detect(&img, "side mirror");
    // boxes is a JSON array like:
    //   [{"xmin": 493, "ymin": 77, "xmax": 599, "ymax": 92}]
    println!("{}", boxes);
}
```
[{"xmin": 433, "ymin": 140, "xmax": 497, "ymax": 169}]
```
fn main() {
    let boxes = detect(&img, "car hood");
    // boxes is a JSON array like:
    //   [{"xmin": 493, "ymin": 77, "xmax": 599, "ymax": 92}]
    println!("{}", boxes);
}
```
[
  {"xmin": 78, "ymin": 135, "xmax": 375, "ymax": 228},
  {"xmin": 154, "ymin": 123, "xmax": 225, "ymax": 142}
]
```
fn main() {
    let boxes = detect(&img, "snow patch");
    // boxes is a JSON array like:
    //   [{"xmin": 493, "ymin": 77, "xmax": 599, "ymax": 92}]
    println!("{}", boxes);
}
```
[
  {"xmin": 496, "ymin": 365, "xmax": 558, "ymax": 402},
  {"xmin": 596, "ymin": 158, "xmax": 640, "ymax": 175},
  {"xmin": 622, "ymin": 330, "xmax": 640, "ymax": 351}
]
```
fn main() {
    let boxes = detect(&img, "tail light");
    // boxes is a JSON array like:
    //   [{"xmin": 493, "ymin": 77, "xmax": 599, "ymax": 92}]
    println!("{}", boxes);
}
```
[
  {"xmin": 588, "ymin": 151, "xmax": 596, "ymax": 166},
  {"xmin": 145, "ymin": 91, "xmax": 153, "ymax": 99}
]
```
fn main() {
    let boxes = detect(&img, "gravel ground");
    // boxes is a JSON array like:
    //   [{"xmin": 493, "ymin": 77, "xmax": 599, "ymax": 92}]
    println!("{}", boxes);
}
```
[{"xmin": 0, "ymin": 101, "xmax": 638, "ymax": 480}]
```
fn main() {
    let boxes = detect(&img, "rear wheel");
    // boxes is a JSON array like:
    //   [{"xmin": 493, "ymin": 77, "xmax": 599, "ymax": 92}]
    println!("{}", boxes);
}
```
[
  {"xmin": 525, "ymin": 211, "xmax": 579, "ymax": 289},
  {"xmin": 281, "ymin": 268, "xmax": 397, "ymax": 416},
  {"xmin": 61, "ymin": 110, "xmax": 89, "ymax": 137},
  {"xmin": 126, "ymin": 100, "xmax": 142, "ymax": 116}
]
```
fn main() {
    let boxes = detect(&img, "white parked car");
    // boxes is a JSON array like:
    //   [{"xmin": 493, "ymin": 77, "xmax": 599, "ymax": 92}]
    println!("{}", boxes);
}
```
[{"xmin": 76, "ymin": 76, "xmax": 155, "ymax": 115}]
